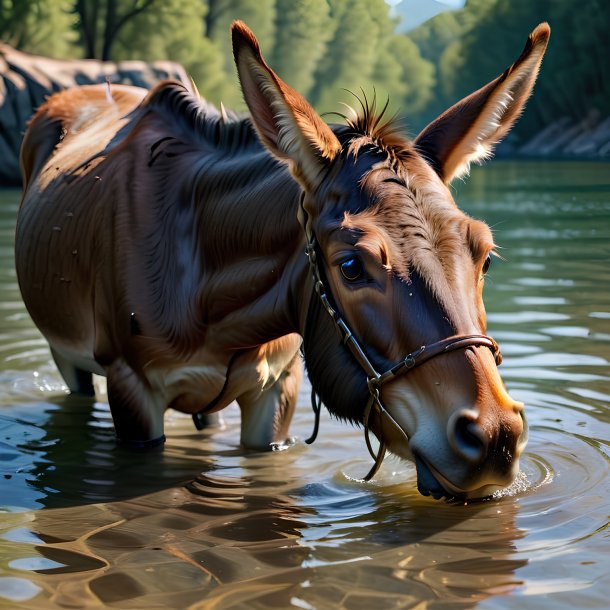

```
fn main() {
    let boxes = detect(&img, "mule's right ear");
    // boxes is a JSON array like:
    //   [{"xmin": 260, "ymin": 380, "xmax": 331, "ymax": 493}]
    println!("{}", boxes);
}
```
[
  {"xmin": 232, "ymin": 20, "xmax": 341, "ymax": 186},
  {"xmin": 415, "ymin": 23, "xmax": 550, "ymax": 184}
]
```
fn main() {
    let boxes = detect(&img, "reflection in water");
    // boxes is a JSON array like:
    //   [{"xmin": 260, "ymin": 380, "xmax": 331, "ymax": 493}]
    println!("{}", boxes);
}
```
[
  {"xmin": 1, "ymin": 392, "xmax": 219, "ymax": 510},
  {"xmin": 1, "ymin": 469, "xmax": 529, "ymax": 609},
  {"xmin": 1, "ymin": 162, "xmax": 610, "ymax": 609}
]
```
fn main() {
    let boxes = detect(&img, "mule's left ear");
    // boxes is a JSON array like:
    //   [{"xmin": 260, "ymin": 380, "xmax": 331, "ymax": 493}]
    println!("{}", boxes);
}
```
[
  {"xmin": 415, "ymin": 23, "xmax": 550, "ymax": 184},
  {"xmin": 231, "ymin": 20, "xmax": 341, "ymax": 185}
]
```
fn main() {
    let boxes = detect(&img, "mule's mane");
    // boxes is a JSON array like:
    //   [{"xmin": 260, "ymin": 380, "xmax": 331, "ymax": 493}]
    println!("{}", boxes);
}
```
[
  {"xmin": 144, "ymin": 81, "xmax": 413, "ymax": 162},
  {"xmin": 143, "ymin": 81, "xmax": 262, "ymax": 152}
]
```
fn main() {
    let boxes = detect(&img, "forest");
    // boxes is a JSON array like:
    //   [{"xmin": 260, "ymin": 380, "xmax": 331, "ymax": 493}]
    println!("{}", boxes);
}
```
[{"xmin": 1, "ymin": 0, "xmax": 608, "ymax": 142}]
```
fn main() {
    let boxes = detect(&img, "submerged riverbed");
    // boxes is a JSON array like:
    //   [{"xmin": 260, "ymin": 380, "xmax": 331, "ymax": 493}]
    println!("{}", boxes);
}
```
[{"xmin": 0, "ymin": 161, "xmax": 609, "ymax": 609}]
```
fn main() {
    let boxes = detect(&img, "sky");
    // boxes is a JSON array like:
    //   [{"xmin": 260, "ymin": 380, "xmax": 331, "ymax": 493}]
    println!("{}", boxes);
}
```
[
  {"xmin": 436, "ymin": 0, "xmax": 466, "ymax": 6},
  {"xmin": 386, "ymin": 0, "xmax": 466, "ymax": 6}
]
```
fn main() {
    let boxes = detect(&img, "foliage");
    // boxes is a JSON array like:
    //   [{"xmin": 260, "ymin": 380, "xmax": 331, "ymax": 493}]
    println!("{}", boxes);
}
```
[
  {"xmin": 406, "ymin": 0, "xmax": 610, "ymax": 137},
  {"xmin": 307, "ymin": 0, "xmax": 433, "ymax": 122},
  {"xmin": 0, "ymin": 0, "xmax": 76, "ymax": 58},
  {"xmin": 2, "ymin": 0, "xmax": 607, "ymax": 139},
  {"xmin": 111, "ymin": 0, "xmax": 227, "ymax": 100},
  {"xmin": 73, "ymin": 0, "xmax": 161, "ymax": 60},
  {"xmin": 270, "ymin": 0, "xmax": 332, "ymax": 98},
  {"xmin": 0, "ymin": 0, "xmax": 434, "ymax": 116}
]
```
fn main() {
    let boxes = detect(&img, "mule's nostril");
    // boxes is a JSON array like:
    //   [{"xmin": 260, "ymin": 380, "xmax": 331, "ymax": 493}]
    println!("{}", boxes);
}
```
[{"xmin": 448, "ymin": 410, "xmax": 488, "ymax": 464}]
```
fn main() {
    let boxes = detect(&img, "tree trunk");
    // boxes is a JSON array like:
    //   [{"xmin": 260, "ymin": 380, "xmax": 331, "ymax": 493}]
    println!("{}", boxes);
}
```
[
  {"xmin": 76, "ymin": 0, "xmax": 100, "ymax": 59},
  {"xmin": 101, "ymin": 0, "xmax": 116, "ymax": 61}
]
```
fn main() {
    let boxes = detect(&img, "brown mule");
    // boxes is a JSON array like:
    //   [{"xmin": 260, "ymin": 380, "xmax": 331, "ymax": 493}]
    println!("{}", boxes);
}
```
[{"xmin": 16, "ymin": 21, "xmax": 549, "ymax": 499}]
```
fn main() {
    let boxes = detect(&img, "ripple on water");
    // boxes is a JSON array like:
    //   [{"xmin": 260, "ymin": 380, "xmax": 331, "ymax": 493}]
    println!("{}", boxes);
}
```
[{"xmin": 0, "ymin": 169, "xmax": 610, "ymax": 610}]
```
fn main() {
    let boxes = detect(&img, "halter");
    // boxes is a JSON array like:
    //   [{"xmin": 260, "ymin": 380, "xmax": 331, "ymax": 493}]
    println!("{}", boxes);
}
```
[{"xmin": 300, "ymin": 197, "xmax": 502, "ymax": 481}]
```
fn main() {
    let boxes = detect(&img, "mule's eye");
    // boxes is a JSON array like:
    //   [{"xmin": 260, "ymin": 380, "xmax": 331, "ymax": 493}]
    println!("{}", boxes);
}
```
[
  {"xmin": 340, "ymin": 257, "xmax": 363, "ymax": 282},
  {"xmin": 482, "ymin": 254, "xmax": 492, "ymax": 275}
]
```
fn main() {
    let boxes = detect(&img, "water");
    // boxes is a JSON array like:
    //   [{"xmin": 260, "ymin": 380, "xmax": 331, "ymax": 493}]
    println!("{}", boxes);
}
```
[{"xmin": 0, "ymin": 161, "xmax": 608, "ymax": 609}]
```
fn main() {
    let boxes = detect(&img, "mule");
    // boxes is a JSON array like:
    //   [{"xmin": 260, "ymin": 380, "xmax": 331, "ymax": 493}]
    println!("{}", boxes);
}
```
[{"xmin": 15, "ymin": 21, "xmax": 550, "ymax": 499}]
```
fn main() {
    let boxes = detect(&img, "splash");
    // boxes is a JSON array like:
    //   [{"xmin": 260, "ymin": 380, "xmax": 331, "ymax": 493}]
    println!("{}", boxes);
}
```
[{"xmin": 491, "ymin": 463, "xmax": 553, "ymax": 500}]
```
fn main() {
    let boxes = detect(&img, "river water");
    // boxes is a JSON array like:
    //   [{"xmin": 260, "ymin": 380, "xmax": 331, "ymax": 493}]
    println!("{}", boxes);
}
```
[{"xmin": 0, "ymin": 161, "xmax": 608, "ymax": 609}]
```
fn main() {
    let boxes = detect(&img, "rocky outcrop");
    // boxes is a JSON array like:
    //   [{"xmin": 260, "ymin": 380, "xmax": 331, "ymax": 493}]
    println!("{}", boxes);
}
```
[
  {"xmin": 499, "ymin": 109, "xmax": 610, "ymax": 159},
  {"xmin": 0, "ymin": 44, "xmax": 192, "ymax": 186}
]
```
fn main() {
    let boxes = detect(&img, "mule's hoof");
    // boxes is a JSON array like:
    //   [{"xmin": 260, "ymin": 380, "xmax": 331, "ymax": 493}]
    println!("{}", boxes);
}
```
[
  {"xmin": 271, "ymin": 436, "xmax": 296, "ymax": 452},
  {"xmin": 117, "ymin": 435, "xmax": 166, "ymax": 450}
]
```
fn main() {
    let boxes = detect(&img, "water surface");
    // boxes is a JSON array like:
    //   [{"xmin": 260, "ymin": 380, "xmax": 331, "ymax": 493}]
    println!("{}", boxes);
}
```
[{"xmin": 0, "ymin": 161, "xmax": 609, "ymax": 609}]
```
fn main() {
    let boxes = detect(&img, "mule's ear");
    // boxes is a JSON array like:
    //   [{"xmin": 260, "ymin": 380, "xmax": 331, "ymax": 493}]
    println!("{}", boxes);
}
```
[
  {"xmin": 232, "ymin": 20, "xmax": 341, "ymax": 184},
  {"xmin": 415, "ymin": 23, "xmax": 550, "ymax": 184}
]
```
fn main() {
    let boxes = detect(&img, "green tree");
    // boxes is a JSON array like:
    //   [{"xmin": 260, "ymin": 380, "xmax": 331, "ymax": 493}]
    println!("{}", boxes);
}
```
[
  {"xmin": 407, "ymin": 0, "xmax": 610, "ymax": 141},
  {"xmin": 0, "ymin": 0, "xmax": 76, "ymax": 58},
  {"xmin": 202, "ymin": 0, "xmax": 276, "ymax": 108},
  {"xmin": 270, "ymin": 0, "xmax": 332, "ymax": 98},
  {"xmin": 366, "ymin": 0, "xmax": 406, "ymax": 116},
  {"xmin": 405, "ymin": 0, "xmax": 507, "ymax": 130},
  {"xmin": 393, "ymin": 35, "xmax": 435, "ymax": 121},
  {"xmin": 311, "ymin": 0, "xmax": 386, "ymax": 113},
  {"xmin": 73, "ymin": 0, "xmax": 158, "ymax": 60},
  {"xmin": 112, "ymin": 0, "xmax": 227, "ymax": 104}
]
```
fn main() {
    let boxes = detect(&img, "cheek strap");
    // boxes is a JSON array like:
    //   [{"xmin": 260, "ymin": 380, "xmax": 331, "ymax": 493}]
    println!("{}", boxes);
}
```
[{"xmin": 300, "ymin": 197, "xmax": 502, "ymax": 480}]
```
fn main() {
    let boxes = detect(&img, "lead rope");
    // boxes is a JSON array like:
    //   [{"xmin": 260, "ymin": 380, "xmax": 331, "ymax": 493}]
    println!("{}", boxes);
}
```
[
  {"xmin": 362, "ymin": 390, "xmax": 387, "ymax": 481},
  {"xmin": 305, "ymin": 387, "xmax": 322, "ymax": 445},
  {"xmin": 305, "ymin": 385, "xmax": 387, "ymax": 480}
]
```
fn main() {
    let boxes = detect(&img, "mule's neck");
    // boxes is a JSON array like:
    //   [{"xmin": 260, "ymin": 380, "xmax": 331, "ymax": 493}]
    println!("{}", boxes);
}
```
[
  {"xmin": 189, "ymin": 143, "xmax": 371, "ymax": 423},
  {"xmin": 192, "ymin": 152, "xmax": 313, "ymax": 347}
]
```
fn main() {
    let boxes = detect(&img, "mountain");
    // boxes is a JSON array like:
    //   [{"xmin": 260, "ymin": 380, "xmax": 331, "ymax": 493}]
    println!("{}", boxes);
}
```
[{"xmin": 393, "ymin": 0, "xmax": 460, "ymax": 32}]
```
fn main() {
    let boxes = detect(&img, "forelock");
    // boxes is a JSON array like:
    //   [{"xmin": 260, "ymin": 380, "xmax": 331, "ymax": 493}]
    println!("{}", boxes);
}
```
[{"xmin": 333, "ymin": 94, "xmax": 414, "ymax": 165}]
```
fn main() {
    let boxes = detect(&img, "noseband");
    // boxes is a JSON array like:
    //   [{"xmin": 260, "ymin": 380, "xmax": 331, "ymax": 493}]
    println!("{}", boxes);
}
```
[{"xmin": 300, "ymin": 199, "xmax": 502, "ymax": 481}]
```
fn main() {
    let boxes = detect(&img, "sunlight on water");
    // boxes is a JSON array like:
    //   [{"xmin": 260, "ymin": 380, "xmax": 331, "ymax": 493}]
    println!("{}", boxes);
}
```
[{"xmin": 1, "ymin": 162, "xmax": 609, "ymax": 609}]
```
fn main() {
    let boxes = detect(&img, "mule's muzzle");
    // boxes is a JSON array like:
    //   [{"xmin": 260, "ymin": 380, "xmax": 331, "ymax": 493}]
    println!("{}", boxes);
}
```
[
  {"xmin": 413, "ymin": 403, "xmax": 527, "ymax": 500},
  {"xmin": 413, "ymin": 451, "xmax": 515, "ymax": 501}
]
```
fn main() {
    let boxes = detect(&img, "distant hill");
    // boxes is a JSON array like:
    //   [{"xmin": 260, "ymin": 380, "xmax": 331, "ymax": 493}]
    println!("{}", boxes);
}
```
[{"xmin": 393, "ymin": 0, "xmax": 459, "ymax": 32}]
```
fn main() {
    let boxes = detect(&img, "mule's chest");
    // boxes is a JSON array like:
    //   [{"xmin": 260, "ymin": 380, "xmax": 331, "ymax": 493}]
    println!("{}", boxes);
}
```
[{"xmin": 145, "ymin": 333, "xmax": 302, "ymax": 415}]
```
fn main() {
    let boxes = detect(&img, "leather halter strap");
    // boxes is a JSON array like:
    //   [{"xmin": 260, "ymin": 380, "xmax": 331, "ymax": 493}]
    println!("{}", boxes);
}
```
[{"xmin": 300, "ymin": 198, "xmax": 502, "ymax": 481}]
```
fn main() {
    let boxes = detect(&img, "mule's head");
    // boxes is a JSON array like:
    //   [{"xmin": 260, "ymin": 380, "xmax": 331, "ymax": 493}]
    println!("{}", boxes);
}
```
[{"xmin": 232, "ymin": 21, "xmax": 549, "ymax": 499}]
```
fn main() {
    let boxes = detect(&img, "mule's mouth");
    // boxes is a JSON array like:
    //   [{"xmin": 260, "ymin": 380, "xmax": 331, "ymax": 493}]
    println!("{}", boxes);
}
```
[
  {"xmin": 413, "ymin": 453, "xmax": 462, "ymax": 500},
  {"xmin": 413, "ymin": 453, "xmax": 501, "ymax": 501}
]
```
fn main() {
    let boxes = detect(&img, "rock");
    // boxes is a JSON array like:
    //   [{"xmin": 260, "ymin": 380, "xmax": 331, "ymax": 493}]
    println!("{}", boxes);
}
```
[
  {"xmin": 0, "ymin": 44, "xmax": 192, "ymax": 186},
  {"xmin": 518, "ymin": 117, "xmax": 573, "ymax": 156},
  {"xmin": 515, "ymin": 109, "xmax": 610, "ymax": 159}
]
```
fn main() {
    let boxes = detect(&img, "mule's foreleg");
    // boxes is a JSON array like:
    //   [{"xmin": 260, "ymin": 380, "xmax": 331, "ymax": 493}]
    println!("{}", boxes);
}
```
[
  {"xmin": 105, "ymin": 360, "xmax": 166, "ymax": 447},
  {"xmin": 237, "ymin": 355, "xmax": 303, "ymax": 450}
]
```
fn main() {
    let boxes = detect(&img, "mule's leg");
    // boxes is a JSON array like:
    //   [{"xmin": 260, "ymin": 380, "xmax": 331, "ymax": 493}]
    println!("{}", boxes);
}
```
[
  {"xmin": 105, "ymin": 360, "xmax": 165, "ymax": 448},
  {"xmin": 192, "ymin": 412, "xmax": 222, "ymax": 430},
  {"xmin": 237, "ymin": 355, "xmax": 303, "ymax": 450},
  {"xmin": 50, "ymin": 347, "xmax": 95, "ymax": 396}
]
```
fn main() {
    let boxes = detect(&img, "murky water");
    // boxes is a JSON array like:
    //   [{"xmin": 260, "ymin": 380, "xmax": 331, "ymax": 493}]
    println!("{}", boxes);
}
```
[{"xmin": 0, "ymin": 161, "xmax": 609, "ymax": 609}]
